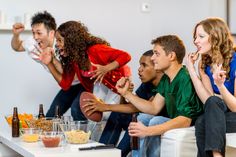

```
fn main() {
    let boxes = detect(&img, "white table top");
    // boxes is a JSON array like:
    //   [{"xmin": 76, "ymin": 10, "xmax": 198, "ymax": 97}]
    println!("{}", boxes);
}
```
[{"xmin": 0, "ymin": 123, "xmax": 121, "ymax": 157}]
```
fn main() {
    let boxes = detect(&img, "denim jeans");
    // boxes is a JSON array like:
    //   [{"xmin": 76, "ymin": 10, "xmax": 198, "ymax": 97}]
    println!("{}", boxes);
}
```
[
  {"xmin": 132, "ymin": 116, "xmax": 170, "ymax": 157},
  {"xmin": 99, "ymin": 112, "xmax": 132, "ymax": 157},
  {"xmin": 137, "ymin": 113, "xmax": 155, "ymax": 126},
  {"xmin": 46, "ymin": 83, "xmax": 87, "ymax": 121},
  {"xmin": 195, "ymin": 96, "xmax": 228, "ymax": 157},
  {"xmin": 133, "ymin": 113, "xmax": 154, "ymax": 157}
]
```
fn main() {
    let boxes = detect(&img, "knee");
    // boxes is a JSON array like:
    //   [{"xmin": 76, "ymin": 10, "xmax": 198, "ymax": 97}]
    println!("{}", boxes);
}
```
[
  {"xmin": 149, "ymin": 116, "xmax": 167, "ymax": 126},
  {"xmin": 205, "ymin": 96, "xmax": 226, "ymax": 111},
  {"xmin": 137, "ymin": 113, "xmax": 152, "ymax": 122},
  {"xmin": 205, "ymin": 96, "xmax": 220, "ymax": 107},
  {"xmin": 137, "ymin": 113, "xmax": 145, "ymax": 122}
]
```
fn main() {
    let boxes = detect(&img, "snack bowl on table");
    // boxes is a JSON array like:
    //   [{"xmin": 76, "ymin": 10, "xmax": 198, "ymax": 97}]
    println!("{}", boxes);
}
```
[
  {"xmin": 21, "ymin": 128, "xmax": 41, "ymax": 142},
  {"xmin": 60, "ymin": 120, "xmax": 96, "ymax": 144},
  {"xmin": 41, "ymin": 131, "xmax": 63, "ymax": 148},
  {"xmin": 5, "ymin": 113, "xmax": 34, "ymax": 128},
  {"xmin": 25, "ymin": 117, "xmax": 54, "ymax": 132}
]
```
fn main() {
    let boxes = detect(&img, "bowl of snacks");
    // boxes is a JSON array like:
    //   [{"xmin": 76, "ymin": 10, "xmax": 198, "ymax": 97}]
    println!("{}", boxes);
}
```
[
  {"xmin": 5, "ymin": 113, "xmax": 34, "ymax": 128},
  {"xmin": 21, "ymin": 128, "xmax": 41, "ymax": 142},
  {"xmin": 41, "ymin": 131, "xmax": 63, "ymax": 147},
  {"xmin": 25, "ymin": 118, "xmax": 53, "ymax": 132},
  {"xmin": 60, "ymin": 121, "xmax": 95, "ymax": 144}
]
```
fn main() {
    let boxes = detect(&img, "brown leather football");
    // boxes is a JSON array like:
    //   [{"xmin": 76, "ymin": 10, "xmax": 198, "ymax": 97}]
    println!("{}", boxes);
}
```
[{"xmin": 80, "ymin": 92, "xmax": 103, "ymax": 122}]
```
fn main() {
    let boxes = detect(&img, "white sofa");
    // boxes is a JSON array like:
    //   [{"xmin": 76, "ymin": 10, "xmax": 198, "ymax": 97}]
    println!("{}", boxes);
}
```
[
  {"xmin": 160, "ymin": 127, "xmax": 197, "ymax": 157},
  {"xmin": 160, "ymin": 127, "xmax": 236, "ymax": 157}
]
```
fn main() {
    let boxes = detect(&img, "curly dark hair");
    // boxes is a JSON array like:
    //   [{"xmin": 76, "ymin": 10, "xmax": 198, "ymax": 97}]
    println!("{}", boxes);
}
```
[
  {"xmin": 193, "ymin": 17, "xmax": 234, "ymax": 78},
  {"xmin": 31, "ymin": 11, "xmax": 56, "ymax": 31},
  {"xmin": 57, "ymin": 21, "xmax": 110, "ymax": 73}
]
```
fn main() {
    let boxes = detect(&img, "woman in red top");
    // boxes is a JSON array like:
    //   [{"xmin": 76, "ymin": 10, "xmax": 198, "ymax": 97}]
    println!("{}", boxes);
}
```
[{"xmin": 39, "ymin": 21, "xmax": 131, "ymax": 120}]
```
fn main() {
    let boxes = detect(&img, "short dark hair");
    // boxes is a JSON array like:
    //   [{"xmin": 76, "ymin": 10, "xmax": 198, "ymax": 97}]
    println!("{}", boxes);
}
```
[
  {"xmin": 142, "ymin": 50, "xmax": 153, "ymax": 57},
  {"xmin": 31, "ymin": 11, "xmax": 56, "ymax": 31},
  {"xmin": 151, "ymin": 35, "xmax": 185, "ymax": 63}
]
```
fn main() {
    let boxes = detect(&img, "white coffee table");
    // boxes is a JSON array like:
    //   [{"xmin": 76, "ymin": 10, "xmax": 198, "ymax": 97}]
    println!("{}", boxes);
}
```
[{"xmin": 0, "ymin": 121, "xmax": 120, "ymax": 157}]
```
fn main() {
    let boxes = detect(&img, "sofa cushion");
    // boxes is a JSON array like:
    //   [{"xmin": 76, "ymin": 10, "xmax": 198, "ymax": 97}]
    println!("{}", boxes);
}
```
[
  {"xmin": 160, "ymin": 127, "xmax": 197, "ymax": 157},
  {"xmin": 160, "ymin": 127, "xmax": 236, "ymax": 157}
]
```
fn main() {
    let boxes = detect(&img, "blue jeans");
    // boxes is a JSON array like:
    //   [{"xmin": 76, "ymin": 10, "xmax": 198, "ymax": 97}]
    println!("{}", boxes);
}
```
[
  {"xmin": 99, "ymin": 112, "xmax": 132, "ymax": 157},
  {"xmin": 137, "ymin": 113, "xmax": 154, "ymax": 126},
  {"xmin": 132, "ymin": 116, "xmax": 170, "ymax": 157},
  {"xmin": 134, "ymin": 113, "xmax": 154, "ymax": 157},
  {"xmin": 46, "ymin": 83, "xmax": 87, "ymax": 121}
]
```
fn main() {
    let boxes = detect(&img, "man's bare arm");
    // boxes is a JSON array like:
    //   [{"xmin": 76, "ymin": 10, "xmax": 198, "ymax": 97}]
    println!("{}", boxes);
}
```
[
  {"xmin": 11, "ymin": 23, "xmax": 25, "ymax": 52},
  {"xmin": 129, "ymin": 116, "xmax": 192, "ymax": 137}
]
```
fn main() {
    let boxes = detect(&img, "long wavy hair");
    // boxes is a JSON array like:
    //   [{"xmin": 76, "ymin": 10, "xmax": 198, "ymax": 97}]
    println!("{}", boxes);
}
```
[
  {"xmin": 57, "ymin": 21, "xmax": 110, "ymax": 73},
  {"xmin": 193, "ymin": 17, "xmax": 234, "ymax": 77}
]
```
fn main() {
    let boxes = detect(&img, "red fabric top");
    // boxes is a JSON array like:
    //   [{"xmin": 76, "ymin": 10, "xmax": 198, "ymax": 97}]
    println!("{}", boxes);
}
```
[{"xmin": 59, "ymin": 44, "xmax": 131, "ymax": 94}]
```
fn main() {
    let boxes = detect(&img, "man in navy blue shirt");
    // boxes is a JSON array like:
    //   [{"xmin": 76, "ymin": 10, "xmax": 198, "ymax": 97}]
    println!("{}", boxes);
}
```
[{"xmin": 84, "ymin": 50, "xmax": 166, "ymax": 156}]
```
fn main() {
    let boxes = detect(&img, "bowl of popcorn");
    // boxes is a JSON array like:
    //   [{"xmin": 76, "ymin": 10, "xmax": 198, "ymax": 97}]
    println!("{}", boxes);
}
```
[{"xmin": 60, "ymin": 121, "xmax": 95, "ymax": 144}]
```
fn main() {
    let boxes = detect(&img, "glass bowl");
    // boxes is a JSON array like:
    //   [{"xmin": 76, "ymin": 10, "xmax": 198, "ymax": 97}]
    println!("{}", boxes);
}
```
[
  {"xmin": 5, "ymin": 113, "xmax": 34, "ymax": 128},
  {"xmin": 60, "ymin": 121, "xmax": 95, "ymax": 144},
  {"xmin": 21, "ymin": 128, "xmax": 41, "ymax": 142},
  {"xmin": 41, "ymin": 131, "xmax": 63, "ymax": 147},
  {"xmin": 25, "ymin": 118, "xmax": 53, "ymax": 132}
]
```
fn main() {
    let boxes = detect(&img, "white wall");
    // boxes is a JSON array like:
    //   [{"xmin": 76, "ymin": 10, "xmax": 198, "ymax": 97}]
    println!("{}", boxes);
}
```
[
  {"xmin": 150, "ymin": 0, "xmax": 226, "ymax": 52},
  {"xmin": 0, "ymin": 0, "xmax": 227, "ymax": 127}
]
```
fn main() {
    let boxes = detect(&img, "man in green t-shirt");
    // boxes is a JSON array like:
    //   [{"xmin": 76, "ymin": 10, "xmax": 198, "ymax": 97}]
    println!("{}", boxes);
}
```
[{"xmin": 116, "ymin": 35, "xmax": 203, "ymax": 157}]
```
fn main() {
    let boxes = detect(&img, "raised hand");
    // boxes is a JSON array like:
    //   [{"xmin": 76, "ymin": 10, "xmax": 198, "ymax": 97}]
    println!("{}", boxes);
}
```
[
  {"xmin": 212, "ymin": 64, "xmax": 226, "ymax": 88},
  {"xmin": 115, "ymin": 77, "xmax": 130, "ymax": 96},
  {"xmin": 186, "ymin": 52, "xmax": 199, "ymax": 73},
  {"xmin": 190, "ymin": 51, "xmax": 199, "ymax": 62},
  {"xmin": 128, "ymin": 82, "xmax": 134, "ymax": 92},
  {"xmin": 39, "ymin": 47, "xmax": 54, "ymax": 65},
  {"xmin": 90, "ymin": 63, "xmax": 109, "ymax": 84},
  {"xmin": 128, "ymin": 121, "xmax": 147, "ymax": 138},
  {"xmin": 12, "ymin": 23, "xmax": 25, "ymax": 35}
]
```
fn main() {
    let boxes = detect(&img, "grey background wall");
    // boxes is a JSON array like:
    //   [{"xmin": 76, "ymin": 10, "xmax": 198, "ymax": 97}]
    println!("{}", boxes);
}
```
[{"xmin": 0, "ymin": 0, "xmax": 227, "ymax": 125}]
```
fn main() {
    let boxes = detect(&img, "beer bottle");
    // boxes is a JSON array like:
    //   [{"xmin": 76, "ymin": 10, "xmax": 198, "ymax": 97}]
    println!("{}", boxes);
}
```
[
  {"xmin": 38, "ymin": 104, "xmax": 45, "ymax": 119},
  {"xmin": 55, "ymin": 105, "xmax": 61, "ymax": 119},
  {"xmin": 12, "ymin": 107, "xmax": 20, "ymax": 137},
  {"xmin": 130, "ymin": 113, "xmax": 139, "ymax": 150}
]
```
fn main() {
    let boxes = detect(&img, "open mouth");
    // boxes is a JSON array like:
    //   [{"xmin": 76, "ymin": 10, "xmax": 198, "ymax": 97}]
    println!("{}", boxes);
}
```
[
  {"xmin": 37, "ymin": 41, "xmax": 44, "ymax": 49},
  {"xmin": 54, "ymin": 45, "xmax": 65, "ymax": 56},
  {"xmin": 37, "ymin": 41, "xmax": 41, "ymax": 45},
  {"xmin": 59, "ymin": 49, "xmax": 65, "ymax": 55},
  {"xmin": 138, "ymin": 73, "xmax": 142, "ymax": 77}
]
